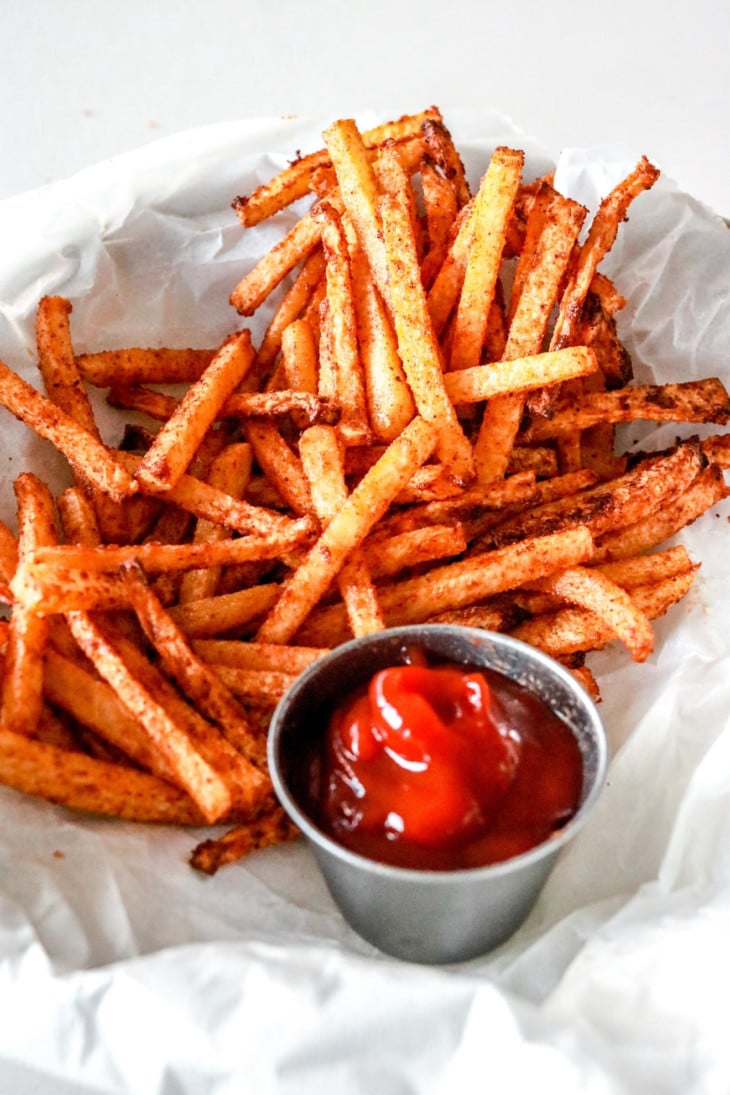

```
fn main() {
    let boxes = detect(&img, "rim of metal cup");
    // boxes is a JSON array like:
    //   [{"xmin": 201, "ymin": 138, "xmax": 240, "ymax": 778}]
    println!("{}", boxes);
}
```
[{"xmin": 268, "ymin": 625, "xmax": 608, "ymax": 885}]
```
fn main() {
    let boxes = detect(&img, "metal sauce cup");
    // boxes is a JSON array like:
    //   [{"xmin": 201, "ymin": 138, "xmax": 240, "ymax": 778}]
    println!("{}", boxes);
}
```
[{"xmin": 268, "ymin": 625, "xmax": 607, "ymax": 965}]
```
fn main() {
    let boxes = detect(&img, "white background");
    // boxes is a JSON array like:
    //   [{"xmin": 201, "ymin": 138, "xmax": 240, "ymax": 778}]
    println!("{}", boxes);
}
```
[{"xmin": 1, "ymin": 0, "xmax": 728, "ymax": 215}]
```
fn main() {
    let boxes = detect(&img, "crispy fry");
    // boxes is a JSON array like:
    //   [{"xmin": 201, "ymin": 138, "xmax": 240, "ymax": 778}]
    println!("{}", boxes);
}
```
[
  {"xmin": 449, "ymin": 147, "xmax": 524, "ymax": 371},
  {"xmin": 135, "ymin": 331, "xmax": 256, "ymax": 492},
  {"xmin": 379, "ymin": 191, "xmax": 474, "ymax": 483},
  {"xmin": 190, "ymin": 807, "xmax": 300, "ymax": 874},
  {"xmin": 0, "ymin": 728, "xmax": 207, "ymax": 824},
  {"xmin": 300, "ymin": 424, "xmax": 384, "ymax": 637},
  {"xmin": 0, "ymin": 474, "xmax": 57, "ymax": 736},
  {"xmin": 0, "ymin": 358, "xmax": 137, "ymax": 502},
  {"xmin": 77, "ymin": 347, "xmax": 215, "ymax": 386},
  {"xmin": 314, "ymin": 201, "xmax": 371, "ymax": 444}
]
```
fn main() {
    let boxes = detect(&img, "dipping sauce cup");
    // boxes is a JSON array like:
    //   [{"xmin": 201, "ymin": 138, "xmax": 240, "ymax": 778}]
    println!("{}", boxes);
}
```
[{"xmin": 268, "ymin": 625, "xmax": 607, "ymax": 965}]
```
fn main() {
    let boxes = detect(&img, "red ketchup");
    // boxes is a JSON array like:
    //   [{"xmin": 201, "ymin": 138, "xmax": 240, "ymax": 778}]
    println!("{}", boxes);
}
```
[{"xmin": 306, "ymin": 657, "xmax": 584, "ymax": 870}]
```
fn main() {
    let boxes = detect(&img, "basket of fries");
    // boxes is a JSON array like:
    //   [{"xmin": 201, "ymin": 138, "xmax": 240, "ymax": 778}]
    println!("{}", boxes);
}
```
[{"xmin": 0, "ymin": 105, "xmax": 729, "ymax": 886}]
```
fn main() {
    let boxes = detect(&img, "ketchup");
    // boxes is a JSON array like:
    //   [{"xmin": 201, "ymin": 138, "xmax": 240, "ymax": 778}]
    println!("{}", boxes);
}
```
[{"xmin": 304, "ymin": 656, "xmax": 583, "ymax": 870}]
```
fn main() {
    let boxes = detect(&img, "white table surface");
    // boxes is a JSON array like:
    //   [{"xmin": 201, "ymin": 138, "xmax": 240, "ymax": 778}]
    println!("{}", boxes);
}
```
[{"xmin": 2, "ymin": 0, "xmax": 728, "ymax": 215}]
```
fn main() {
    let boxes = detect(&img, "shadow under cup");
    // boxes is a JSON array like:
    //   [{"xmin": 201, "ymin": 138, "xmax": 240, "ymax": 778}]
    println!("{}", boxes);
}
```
[{"xmin": 268, "ymin": 625, "xmax": 607, "ymax": 965}]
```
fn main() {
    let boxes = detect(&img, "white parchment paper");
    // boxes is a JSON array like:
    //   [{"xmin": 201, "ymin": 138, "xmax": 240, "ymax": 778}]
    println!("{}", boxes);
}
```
[{"xmin": 1, "ymin": 111, "xmax": 730, "ymax": 1095}]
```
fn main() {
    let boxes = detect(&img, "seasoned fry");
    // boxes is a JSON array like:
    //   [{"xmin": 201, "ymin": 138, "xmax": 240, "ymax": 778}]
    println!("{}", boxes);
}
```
[
  {"xmin": 77, "ymin": 347, "xmax": 215, "ymax": 387},
  {"xmin": 449, "ymin": 146, "xmax": 524, "ymax": 371},
  {"xmin": 189, "ymin": 808, "xmax": 300, "ymax": 874},
  {"xmin": 0, "ymin": 474, "xmax": 57, "ymax": 736},
  {"xmin": 0, "ymin": 729, "xmax": 207, "ymax": 824},
  {"xmin": 300, "ymin": 424, "xmax": 384, "ymax": 637},
  {"xmin": 379, "ymin": 191, "xmax": 473, "ymax": 483},
  {"xmin": 0, "ymin": 358, "xmax": 137, "ymax": 502},
  {"xmin": 135, "ymin": 330, "xmax": 256, "ymax": 492}
]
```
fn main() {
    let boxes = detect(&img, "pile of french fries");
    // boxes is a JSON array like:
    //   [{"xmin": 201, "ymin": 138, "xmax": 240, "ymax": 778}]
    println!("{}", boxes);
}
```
[{"xmin": 1, "ymin": 106, "xmax": 729, "ymax": 873}]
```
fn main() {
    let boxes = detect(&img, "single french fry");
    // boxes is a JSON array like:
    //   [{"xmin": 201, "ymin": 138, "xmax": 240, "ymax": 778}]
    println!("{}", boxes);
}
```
[
  {"xmin": 0, "ymin": 728, "xmax": 207, "ymax": 824},
  {"xmin": 244, "ymin": 418, "xmax": 314, "ymax": 516},
  {"xmin": 193, "ymin": 639, "xmax": 326, "ymax": 674},
  {"xmin": 0, "ymin": 474, "xmax": 58, "ymax": 736},
  {"xmin": 230, "ymin": 208, "xmax": 324, "ymax": 315},
  {"xmin": 135, "ymin": 330, "xmax": 256, "ymax": 492},
  {"xmin": 209, "ymin": 665, "xmax": 297, "ymax": 707},
  {"xmin": 443, "ymin": 346, "xmax": 598, "ymax": 405},
  {"xmin": 10, "ymin": 528, "xmax": 308, "ymax": 613},
  {"xmin": 189, "ymin": 807, "xmax": 300, "ymax": 873},
  {"xmin": 279, "ymin": 318, "xmax": 320, "ymax": 429},
  {"xmin": 348, "ymin": 227, "xmax": 415, "ymax": 443},
  {"xmin": 420, "ymin": 156, "xmax": 460, "ymax": 288},
  {"xmin": 379, "ymin": 192, "xmax": 474, "ymax": 483},
  {"xmin": 118, "ymin": 449, "xmax": 315, "ymax": 539},
  {"xmin": 314, "ymin": 201, "xmax": 371, "ymax": 445},
  {"xmin": 421, "ymin": 114, "xmax": 471, "ymax": 209},
  {"xmin": 256, "ymin": 415, "xmax": 439, "ymax": 643},
  {"xmin": 0, "ymin": 358, "xmax": 137, "ymax": 502},
  {"xmin": 77, "ymin": 347, "xmax": 215, "ymax": 387},
  {"xmin": 323, "ymin": 117, "xmax": 391, "ymax": 304},
  {"xmin": 449, "ymin": 147, "xmax": 524, "ymax": 372},
  {"xmin": 300, "ymin": 424, "xmax": 384, "ymax": 637},
  {"xmin": 551, "ymin": 156, "xmax": 660, "ymax": 353},
  {"xmin": 169, "ymin": 584, "xmax": 282, "ymax": 639},
  {"xmin": 0, "ymin": 521, "xmax": 18, "ymax": 584},
  {"xmin": 521, "ymin": 379, "xmax": 730, "ymax": 442},
  {"xmin": 232, "ymin": 108, "xmax": 437, "ymax": 227}
]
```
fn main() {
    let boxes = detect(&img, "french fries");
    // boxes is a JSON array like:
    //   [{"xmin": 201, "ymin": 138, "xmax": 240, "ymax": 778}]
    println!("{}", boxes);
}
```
[{"xmin": 0, "ymin": 108, "xmax": 728, "ymax": 874}]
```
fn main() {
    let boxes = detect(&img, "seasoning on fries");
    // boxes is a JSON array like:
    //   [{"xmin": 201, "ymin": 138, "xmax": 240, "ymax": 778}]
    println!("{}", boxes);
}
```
[{"xmin": 0, "ymin": 106, "xmax": 728, "ymax": 872}]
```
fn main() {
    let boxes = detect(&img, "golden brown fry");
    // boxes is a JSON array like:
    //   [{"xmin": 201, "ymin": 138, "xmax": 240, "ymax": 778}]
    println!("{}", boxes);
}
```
[
  {"xmin": 323, "ymin": 117, "xmax": 390, "ymax": 304},
  {"xmin": 169, "ymin": 584, "xmax": 282, "ymax": 639},
  {"xmin": 135, "ymin": 331, "xmax": 256, "ymax": 492},
  {"xmin": 0, "ymin": 728, "xmax": 207, "ymax": 824},
  {"xmin": 314, "ymin": 201, "xmax": 371, "ymax": 445},
  {"xmin": 449, "ymin": 147, "xmax": 524, "ymax": 371},
  {"xmin": 77, "ymin": 347, "xmax": 215, "ymax": 387},
  {"xmin": 443, "ymin": 347, "xmax": 598, "ymax": 405},
  {"xmin": 190, "ymin": 807, "xmax": 300, "ymax": 874},
  {"xmin": 0, "ymin": 474, "xmax": 57, "ymax": 736},
  {"xmin": 232, "ymin": 108, "xmax": 437, "ymax": 228},
  {"xmin": 521, "ymin": 379, "xmax": 730, "ymax": 442},
  {"xmin": 300, "ymin": 424, "xmax": 384, "ymax": 637},
  {"xmin": 379, "ymin": 191, "xmax": 473, "ymax": 483},
  {"xmin": 0, "ymin": 358, "xmax": 137, "ymax": 502},
  {"xmin": 551, "ymin": 156, "xmax": 660, "ymax": 353}
]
